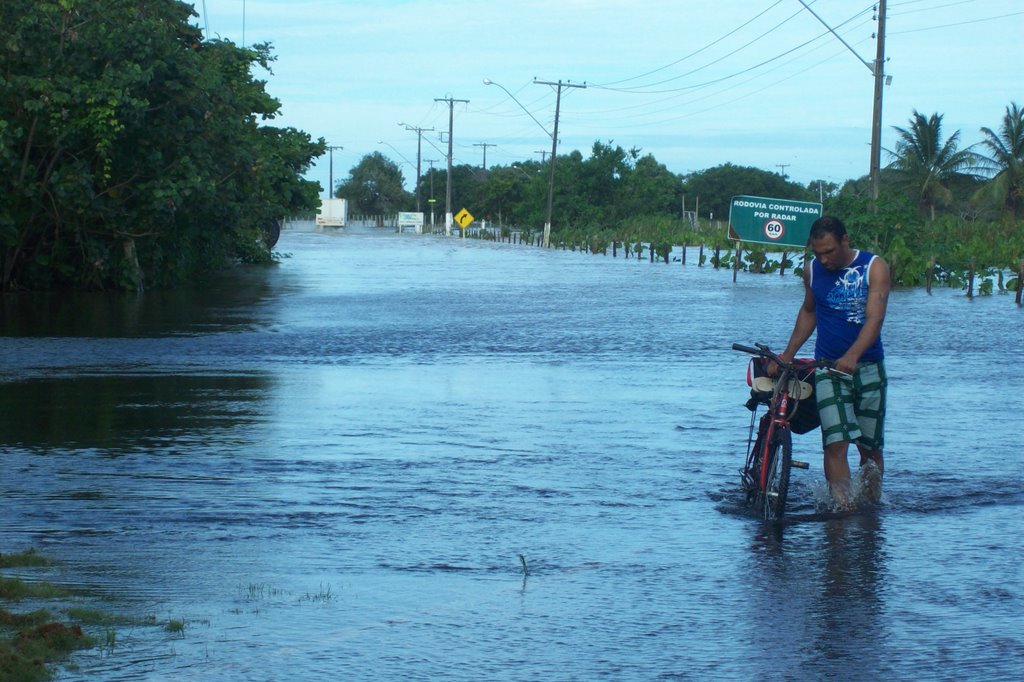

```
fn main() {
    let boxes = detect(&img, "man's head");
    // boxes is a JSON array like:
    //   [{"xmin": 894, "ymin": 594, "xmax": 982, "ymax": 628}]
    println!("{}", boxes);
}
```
[{"xmin": 809, "ymin": 216, "xmax": 853, "ymax": 271}]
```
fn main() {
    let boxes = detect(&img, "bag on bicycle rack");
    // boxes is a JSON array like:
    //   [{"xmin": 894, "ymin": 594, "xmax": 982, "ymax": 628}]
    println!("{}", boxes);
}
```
[{"xmin": 745, "ymin": 357, "xmax": 821, "ymax": 434}]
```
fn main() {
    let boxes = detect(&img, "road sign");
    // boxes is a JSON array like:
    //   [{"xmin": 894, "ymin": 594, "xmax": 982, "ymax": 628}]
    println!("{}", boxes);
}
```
[
  {"xmin": 728, "ymin": 195, "xmax": 822, "ymax": 247},
  {"xmin": 454, "ymin": 208, "xmax": 475, "ymax": 228}
]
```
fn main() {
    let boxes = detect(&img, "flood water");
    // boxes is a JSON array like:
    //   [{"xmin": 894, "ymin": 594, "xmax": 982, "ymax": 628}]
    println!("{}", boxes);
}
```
[{"xmin": 2, "ymin": 226, "xmax": 1022, "ymax": 680}]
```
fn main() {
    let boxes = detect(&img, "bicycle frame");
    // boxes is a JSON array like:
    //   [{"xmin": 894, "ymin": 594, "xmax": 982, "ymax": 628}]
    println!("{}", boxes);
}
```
[
  {"xmin": 734, "ymin": 342, "xmax": 821, "ymax": 520},
  {"xmin": 743, "ymin": 365, "xmax": 795, "ymax": 494}
]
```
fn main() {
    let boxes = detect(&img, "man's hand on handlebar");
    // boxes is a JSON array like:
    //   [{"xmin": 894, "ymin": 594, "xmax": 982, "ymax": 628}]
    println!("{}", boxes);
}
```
[
  {"xmin": 832, "ymin": 352, "xmax": 859, "ymax": 376},
  {"xmin": 766, "ymin": 352, "xmax": 791, "ymax": 377}
]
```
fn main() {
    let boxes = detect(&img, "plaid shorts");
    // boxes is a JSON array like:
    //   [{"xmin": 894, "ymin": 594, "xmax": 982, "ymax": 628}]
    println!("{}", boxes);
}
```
[{"xmin": 815, "ymin": 360, "xmax": 887, "ymax": 450}]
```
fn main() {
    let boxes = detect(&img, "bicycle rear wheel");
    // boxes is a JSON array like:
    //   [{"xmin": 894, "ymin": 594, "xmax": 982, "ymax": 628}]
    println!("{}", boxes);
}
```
[{"xmin": 760, "ymin": 427, "xmax": 793, "ymax": 521}]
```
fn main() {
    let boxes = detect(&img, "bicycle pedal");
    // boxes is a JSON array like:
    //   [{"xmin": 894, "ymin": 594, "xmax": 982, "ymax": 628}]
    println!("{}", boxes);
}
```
[{"xmin": 790, "ymin": 460, "xmax": 810, "ymax": 469}]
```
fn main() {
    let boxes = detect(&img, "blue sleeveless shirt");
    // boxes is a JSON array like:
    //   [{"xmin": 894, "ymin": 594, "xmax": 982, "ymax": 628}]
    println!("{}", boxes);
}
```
[{"xmin": 810, "ymin": 250, "xmax": 884, "ymax": 362}]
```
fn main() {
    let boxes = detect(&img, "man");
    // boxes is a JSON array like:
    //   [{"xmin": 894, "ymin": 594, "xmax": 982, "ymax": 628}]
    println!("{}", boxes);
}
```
[{"xmin": 778, "ymin": 216, "xmax": 890, "ymax": 509}]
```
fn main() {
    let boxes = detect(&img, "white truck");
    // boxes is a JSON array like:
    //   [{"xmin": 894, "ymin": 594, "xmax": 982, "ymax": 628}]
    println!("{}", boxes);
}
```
[{"xmin": 315, "ymin": 198, "xmax": 348, "ymax": 228}]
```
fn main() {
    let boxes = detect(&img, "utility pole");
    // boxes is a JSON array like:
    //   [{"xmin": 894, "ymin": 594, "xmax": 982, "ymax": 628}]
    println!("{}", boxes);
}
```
[
  {"xmin": 797, "ymin": 0, "xmax": 887, "ymax": 209},
  {"xmin": 434, "ymin": 96, "xmax": 469, "ymax": 235},
  {"xmin": 776, "ymin": 163, "xmax": 790, "ymax": 180},
  {"xmin": 474, "ymin": 142, "xmax": 496, "ymax": 175},
  {"xmin": 326, "ymin": 145, "xmax": 343, "ymax": 198},
  {"xmin": 425, "ymin": 159, "xmax": 439, "ymax": 231},
  {"xmin": 534, "ymin": 79, "xmax": 586, "ymax": 248},
  {"xmin": 534, "ymin": 150, "xmax": 549, "ymax": 163},
  {"xmin": 869, "ymin": 0, "xmax": 887, "ymax": 207},
  {"xmin": 399, "ymin": 124, "xmax": 434, "ymax": 213}
]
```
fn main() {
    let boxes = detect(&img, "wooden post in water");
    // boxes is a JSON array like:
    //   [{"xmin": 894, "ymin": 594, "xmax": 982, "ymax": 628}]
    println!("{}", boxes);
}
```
[
  {"xmin": 1016, "ymin": 260, "xmax": 1024, "ymax": 305},
  {"xmin": 699, "ymin": 243, "xmax": 704, "ymax": 266},
  {"xmin": 733, "ymin": 243, "xmax": 742, "ymax": 282},
  {"xmin": 779, "ymin": 252, "xmax": 787, "ymax": 277},
  {"xmin": 681, "ymin": 243, "xmax": 686, "ymax": 265},
  {"xmin": 926, "ymin": 256, "xmax": 935, "ymax": 294},
  {"xmin": 967, "ymin": 258, "xmax": 975, "ymax": 300}
]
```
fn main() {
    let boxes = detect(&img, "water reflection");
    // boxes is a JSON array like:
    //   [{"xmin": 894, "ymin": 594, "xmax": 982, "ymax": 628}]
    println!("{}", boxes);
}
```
[
  {"xmin": 0, "ymin": 373, "xmax": 272, "ymax": 451},
  {"xmin": 0, "ymin": 262, "xmax": 286, "ymax": 338},
  {"xmin": 745, "ymin": 515, "xmax": 888, "ymax": 679}
]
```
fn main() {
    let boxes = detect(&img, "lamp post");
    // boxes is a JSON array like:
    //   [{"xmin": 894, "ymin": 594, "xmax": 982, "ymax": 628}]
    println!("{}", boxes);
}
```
[
  {"xmin": 377, "ymin": 141, "xmax": 415, "ymax": 169},
  {"xmin": 796, "ymin": 0, "xmax": 886, "ymax": 207},
  {"xmin": 484, "ymin": 78, "xmax": 584, "ymax": 247}
]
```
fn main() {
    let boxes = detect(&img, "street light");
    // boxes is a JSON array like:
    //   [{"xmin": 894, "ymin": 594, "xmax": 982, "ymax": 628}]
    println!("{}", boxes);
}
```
[
  {"xmin": 377, "ymin": 141, "xmax": 415, "ymax": 170},
  {"xmin": 510, "ymin": 164, "xmax": 534, "ymax": 180},
  {"xmin": 484, "ymin": 78, "xmax": 584, "ymax": 247},
  {"xmin": 483, "ymin": 79, "xmax": 551, "ymax": 138},
  {"xmin": 484, "ymin": 78, "xmax": 557, "ymax": 246}
]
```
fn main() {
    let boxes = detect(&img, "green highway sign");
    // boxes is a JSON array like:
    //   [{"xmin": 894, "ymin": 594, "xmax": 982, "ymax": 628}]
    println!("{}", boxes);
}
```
[{"xmin": 728, "ymin": 195, "xmax": 822, "ymax": 248}]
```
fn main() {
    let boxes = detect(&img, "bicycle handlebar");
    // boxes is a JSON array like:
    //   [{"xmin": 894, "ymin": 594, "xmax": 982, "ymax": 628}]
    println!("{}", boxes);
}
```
[
  {"xmin": 732, "ymin": 342, "xmax": 785, "ymax": 367},
  {"xmin": 733, "ymin": 342, "xmax": 847, "ymax": 376}
]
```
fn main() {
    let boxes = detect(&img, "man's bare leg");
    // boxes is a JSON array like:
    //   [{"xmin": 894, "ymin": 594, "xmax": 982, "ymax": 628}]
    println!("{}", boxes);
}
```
[
  {"xmin": 824, "ymin": 440, "xmax": 852, "ymax": 509},
  {"xmin": 857, "ymin": 446, "xmax": 884, "ymax": 474},
  {"xmin": 857, "ymin": 446, "xmax": 884, "ymax": 504}
]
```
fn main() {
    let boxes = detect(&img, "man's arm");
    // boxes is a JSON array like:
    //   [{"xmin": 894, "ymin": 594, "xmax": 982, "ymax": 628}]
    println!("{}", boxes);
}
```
[
  {"xmin": 778, "ymin": 268, "xmax": 817, "ymax": 366},
  {"xmin": 834, "ymin": 256, "xmax": 890, "ymax": 373}
]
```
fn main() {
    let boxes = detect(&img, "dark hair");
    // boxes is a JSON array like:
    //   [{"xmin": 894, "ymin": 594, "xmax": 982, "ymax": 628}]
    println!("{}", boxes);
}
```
[{"xmin": 809, "ymin": 215, "xmax": 847, "ymax": 241}]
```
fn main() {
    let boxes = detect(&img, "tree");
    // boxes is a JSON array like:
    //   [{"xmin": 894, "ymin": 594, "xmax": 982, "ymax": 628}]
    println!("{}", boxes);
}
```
[
  {"xmin": 973, "ymin": 102, "xmax": 1024, "ymax": 219},
  {"xmin": 335, "ymin": 152, "xmax": 412, "ymax": 214},
  {"xmin": 886, "ymin": 110, "xmax": 978, "ymax": 221},
  {"xmin": 0, "ymin": 0, "xmax": 322, "ymax": 290},
  {"xmin": 681, "ymin": 163, "xmax": 813, "ymax": 220},
  {"xmin": 807, "ymin": 180, "xmax": 840, "ymax": 203}
]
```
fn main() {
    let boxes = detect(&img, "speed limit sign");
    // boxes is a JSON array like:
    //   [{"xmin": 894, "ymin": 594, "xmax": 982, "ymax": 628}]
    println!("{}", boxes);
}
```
[{"xmin": 763, "ymin": 219, "xmax": 785, "ymax": 241}]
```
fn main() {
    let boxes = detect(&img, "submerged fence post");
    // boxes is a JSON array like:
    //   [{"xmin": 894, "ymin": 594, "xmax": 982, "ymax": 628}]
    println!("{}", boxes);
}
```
[
  {"xmin": 1017, "ymin": 260, "xmax": 1024, "ymax": 305},
  {"xmin": 967, "ymin": 258, "xmax": 976, "ymax": 300},
  {"xmin": 780, "ymin": 251, "xmax": 787, "ymax": 277},
  {"xmin": 733, "ymin": 243, "xmax": 741, "ymax": 282},
  {"xmin": 926, "ymin": 256, "xmax": 935, "ymax": 294}
]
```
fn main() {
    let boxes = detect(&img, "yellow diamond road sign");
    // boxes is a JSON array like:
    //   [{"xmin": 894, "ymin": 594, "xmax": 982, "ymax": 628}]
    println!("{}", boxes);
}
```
[{"xmin": 454, "ymin": 208, "xmax": 474, "ymax": 228}]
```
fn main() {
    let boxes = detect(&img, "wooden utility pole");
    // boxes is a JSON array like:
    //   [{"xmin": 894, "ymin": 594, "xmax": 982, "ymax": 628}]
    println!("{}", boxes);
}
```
[
  {"xmin": 434, "ymin": 96, "xmax": 469, "ymax": 235},
  {"xmin": 474, "ymin": 142, "xmax": 497, "ymax": 175},
  {"xmin": 534, "ymin": 79, "xmax": 586, "ymax": 248},
  {"xmin": 400, "ymin": 124, "xmax": 434, "ymax": 213},
  {"xmin": 797, "ymin": 0, "xmax": 886, "ymax": 208},
  {"xmin": 869, "ymin": 0, "xmax": 888, "ymax": 207}
]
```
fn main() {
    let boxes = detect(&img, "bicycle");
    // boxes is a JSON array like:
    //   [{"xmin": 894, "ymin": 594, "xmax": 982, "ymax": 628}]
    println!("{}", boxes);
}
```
[{"xmin": 731, "ymin": 342, "xmax": 841, "ymax": 521}]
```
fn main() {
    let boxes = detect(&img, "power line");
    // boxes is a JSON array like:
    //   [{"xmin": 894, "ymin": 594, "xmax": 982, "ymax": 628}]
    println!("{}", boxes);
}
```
[
  {"xmin": 889, "ymin": 10, "xmax": 1024, "ymax": 33},
  {"xmin": 595, "ymin": 0, "xmax": 787, "ymax": 88}
]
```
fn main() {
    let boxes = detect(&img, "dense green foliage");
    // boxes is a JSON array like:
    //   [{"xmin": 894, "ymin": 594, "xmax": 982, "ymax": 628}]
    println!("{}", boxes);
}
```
[
  {"xmin": 336, "ymin": 152, "xmax": 412, "ymax": 214},
  {"xmin": 0, "ymin": 0, "xmax": 323, "ymax": 291},
  {"xmin": 353, "ymin": 119, "xmax": 1022, "ymax": 293}
]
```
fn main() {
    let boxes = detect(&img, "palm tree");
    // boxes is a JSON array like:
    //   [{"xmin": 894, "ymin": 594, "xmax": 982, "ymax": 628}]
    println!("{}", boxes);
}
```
[
  {"xmin": 973, "ymin": 102, "xmax": 1024, "ymax": 219},
  {"xmin": 886, "ymin": 110, "xmax": 978, "ymax": 221}
]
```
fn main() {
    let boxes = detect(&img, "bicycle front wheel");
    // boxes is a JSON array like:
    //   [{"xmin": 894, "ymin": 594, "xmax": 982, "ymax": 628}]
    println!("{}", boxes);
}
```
[{"xmin": 761, "ymin": 427, "xmax": 793, "ymax": 521}]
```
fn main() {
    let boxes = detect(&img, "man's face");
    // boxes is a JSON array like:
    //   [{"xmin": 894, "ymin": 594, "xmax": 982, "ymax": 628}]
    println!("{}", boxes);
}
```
[{"xmin": 810, "ymin": 232, "xmax": 852, "ymax": 272}]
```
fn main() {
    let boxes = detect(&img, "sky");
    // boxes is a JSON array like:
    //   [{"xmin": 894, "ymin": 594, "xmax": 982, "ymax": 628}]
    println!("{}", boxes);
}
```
[{"xmin": 191, "ymin": 1, "xmax": 1023, "ymax": 195}]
